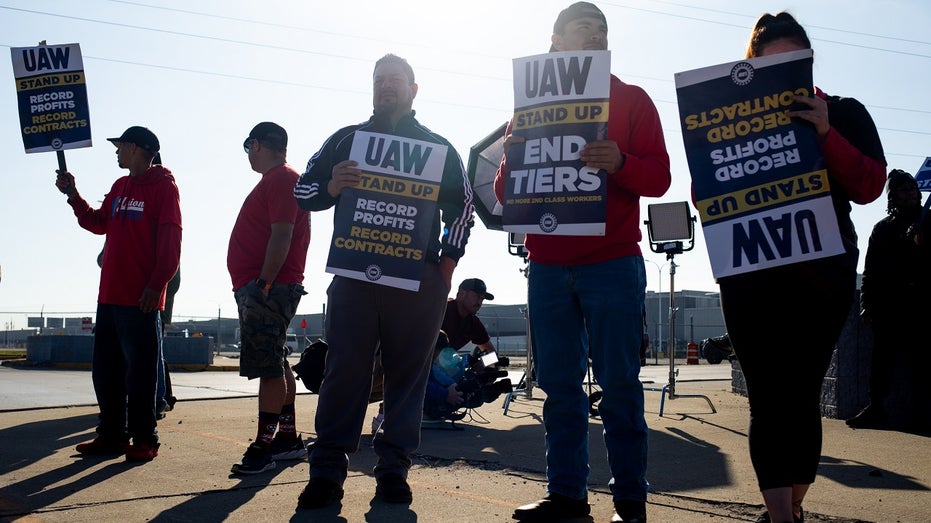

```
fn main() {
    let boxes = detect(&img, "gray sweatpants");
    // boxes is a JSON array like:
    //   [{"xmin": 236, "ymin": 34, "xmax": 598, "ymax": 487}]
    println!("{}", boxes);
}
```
[{"xmin": 309, "ymin": 263, "xmax": 449, "ymax": 483}]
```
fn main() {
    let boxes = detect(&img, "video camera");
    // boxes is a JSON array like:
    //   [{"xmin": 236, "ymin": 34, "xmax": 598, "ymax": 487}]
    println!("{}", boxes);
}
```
[{"xmin": 456, "ymin": 349, "xmax": 513, "ymax": 407}]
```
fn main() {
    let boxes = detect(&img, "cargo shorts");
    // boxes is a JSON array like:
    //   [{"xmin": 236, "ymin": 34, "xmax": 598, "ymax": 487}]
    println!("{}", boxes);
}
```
[{"xmin": 234, "ymin": 281, "xmax": 306, "ymax": 379}]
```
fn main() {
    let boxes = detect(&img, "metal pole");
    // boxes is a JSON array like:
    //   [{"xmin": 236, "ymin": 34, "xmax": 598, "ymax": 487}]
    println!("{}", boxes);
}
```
[
  {"xmin": 522, "ymin": 260, "xmax": 533, "ymax": 397},
  {"xmin": 656, "ymin": 271, "xmax": 662, "ymax": 364},
  {"xmin": 644, "ymin": 260, "xmax": 666, "ymax": 364},
  {"xmin": 667, "ymin": 257, "xmax": 677, "ymax": 398},
  {"xmin": 504, "ymin": 263, "xmax": 533, "ymax": 415}
]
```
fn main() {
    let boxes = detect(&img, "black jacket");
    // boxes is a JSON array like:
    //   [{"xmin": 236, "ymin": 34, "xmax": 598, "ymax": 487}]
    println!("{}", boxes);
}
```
[{"xmin": 294, "ymin": 111, "xmax": 473, "ymax": 263}]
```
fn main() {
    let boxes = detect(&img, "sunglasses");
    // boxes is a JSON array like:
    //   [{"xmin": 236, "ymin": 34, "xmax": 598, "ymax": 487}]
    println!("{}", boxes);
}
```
[{"xmin": 243, "ymin": 137, "xmax": 256, "ymax": 154}]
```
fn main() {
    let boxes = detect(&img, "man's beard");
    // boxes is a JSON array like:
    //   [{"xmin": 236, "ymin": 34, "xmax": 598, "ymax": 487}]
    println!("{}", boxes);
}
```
[{"xmin": 374, "ymin": 101, "xmax": 402, "ymax": 115}]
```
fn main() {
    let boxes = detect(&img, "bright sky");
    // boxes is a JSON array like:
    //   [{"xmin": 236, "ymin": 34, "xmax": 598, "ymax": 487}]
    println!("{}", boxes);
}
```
[{"xmin": 1, "ymin": 0, "xmax": 928, "ymax": 328}]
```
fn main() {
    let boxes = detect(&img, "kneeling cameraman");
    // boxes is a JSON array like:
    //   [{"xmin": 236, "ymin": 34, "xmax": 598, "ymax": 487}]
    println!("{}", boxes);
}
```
[{"xmin": 424, "ymin": 331, "xmax": 512, "ymax": 423}]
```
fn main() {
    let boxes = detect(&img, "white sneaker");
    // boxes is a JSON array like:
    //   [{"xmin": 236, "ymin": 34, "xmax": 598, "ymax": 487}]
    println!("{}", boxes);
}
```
[{"xmin": 371, "ymin": 412, "xmax": 385, "ymax": 434}]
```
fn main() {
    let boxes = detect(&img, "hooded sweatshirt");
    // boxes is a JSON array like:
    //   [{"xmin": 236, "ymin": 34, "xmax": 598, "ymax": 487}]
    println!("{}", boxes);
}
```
[{"xmin": 68, "ymin": 165, "xmax": 182, "ymax": 309}]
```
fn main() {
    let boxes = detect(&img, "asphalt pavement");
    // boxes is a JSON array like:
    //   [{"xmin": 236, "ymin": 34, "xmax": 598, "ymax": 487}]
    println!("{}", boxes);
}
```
[{"xmin": 0, "ymin": 356, "xmax": 928, "ymax": 522}]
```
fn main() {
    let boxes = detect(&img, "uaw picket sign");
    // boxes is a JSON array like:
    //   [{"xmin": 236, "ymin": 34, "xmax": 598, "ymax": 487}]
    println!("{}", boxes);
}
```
[
  {"xmin": 502, "ymin": 50, "xmax": 610, "ymax": 236},
  {"xmin": 675, "ymin": 49, "xmax": 844, "ymax": 278},
  {"xmin": 326, "ymin": 131, "xmax": 446, "ymax": 291},
  {"xmin": 915, "ymin": 156, "xmax": 931, "ymax": 192},
  {"xmin": 11, "ymin": 43, "xmax": 92, "ymax": 154}
]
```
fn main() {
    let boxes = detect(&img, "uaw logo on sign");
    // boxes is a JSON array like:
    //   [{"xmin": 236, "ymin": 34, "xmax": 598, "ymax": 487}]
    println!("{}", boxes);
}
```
[
  {"xmin": 539, "ymin": 212, "xmax": 558, "ymax": 233},
  {"xmin": 10, "ymin": 43, "xmax": 93, "ymax": 154},
  {"xmin": 730, "ymin": 62, "xmax": 754, "ymax": 86},
  {"xmin": 502, "ymin": 50, "xmax": 611, "ymax": 236},
  {"xmin": 364, "ymin": 264, "xmax": 383, "ymax": 281}
]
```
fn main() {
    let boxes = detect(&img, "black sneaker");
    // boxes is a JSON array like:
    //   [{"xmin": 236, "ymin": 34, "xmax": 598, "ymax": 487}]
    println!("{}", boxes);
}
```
[
  {"xmin": 297, "ymin": 477, "xmax": 344, "ymax": 509},
  {"xmin": 512, "ymin": 492, "xmax": 590, "ymax": 521},
  {"xmin": 846, "ymin": 406, "xmax": 886, "ymax": 429},
  {"xmin": 375, "ymin": 473, "xmax": 413, "ymax": 503},
  {"xmin": 269, "ymin": 434, "xmax": 307, "ymax": 461},
  {"xmin": 231, "ymin": 443, "xmax": 275, "ymax": 475},
  {"xmin": 611, "ymin": 499, "xmax": 647, "ymax": 522}
]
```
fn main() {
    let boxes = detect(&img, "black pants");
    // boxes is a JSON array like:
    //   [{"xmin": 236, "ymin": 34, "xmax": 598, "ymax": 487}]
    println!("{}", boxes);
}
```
[
  {"xmin": 93, "ymin": 304, "xmax": 161, "ymax": 445},
  {"xmin": 719, "ymin": 259, "xmax": 855, "ymax": 490},
  {"xmin": 309, "ymin": 264, "xmax": 449, "ymax": 483}
]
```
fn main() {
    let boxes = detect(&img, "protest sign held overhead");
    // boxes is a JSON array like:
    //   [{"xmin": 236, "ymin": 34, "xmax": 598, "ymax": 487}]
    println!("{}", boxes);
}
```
[
  {"xmin": 326, "ymin": 131, "xmax": 446, "ymax": 291},
  {"xmin": 915, "ymin": 156, "xmax": 931, "ymax": 192},
  {"xmin": 675, "ymin": 49, "xmax": 844, "ymax": 279},
  {"xmin": 502, "ymin": 50, "xmax": 610, "ymax": 235},
  {"xmin": 11, "ymin": 43, "xmax": 91, "ymax": 158},
  {"xmin": 915, "ymin": 156, "xmax": 931, "ymax": 231}
]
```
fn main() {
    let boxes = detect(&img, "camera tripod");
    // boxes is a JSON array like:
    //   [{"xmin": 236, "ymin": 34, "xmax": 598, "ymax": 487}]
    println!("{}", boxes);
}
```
[
  {"xmin": 502, "ymin": 304, "xmax": 533, "ymax": 415},
  {"xmin": 642, "ymin": 254, "xmax": 715, "ymax": 416}
]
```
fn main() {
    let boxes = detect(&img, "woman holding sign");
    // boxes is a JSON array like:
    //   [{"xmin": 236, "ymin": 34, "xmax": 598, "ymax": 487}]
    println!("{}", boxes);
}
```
[{"xmin": 719, "ymin": 12, "xmax": 886, "ymax": 523}]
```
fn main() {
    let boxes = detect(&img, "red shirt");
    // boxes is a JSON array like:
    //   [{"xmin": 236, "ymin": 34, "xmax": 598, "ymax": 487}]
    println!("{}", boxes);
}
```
[
  {"xmin": 227, "ymin": 163, "xmax": 311, "ymax": 291},
  {"xmin": 69, "ymin": 165, "xmax": 182, "ymax": 308},
  {"xmin": 441, "ymin": 298, "xmax": 491, "ymax": 350}
]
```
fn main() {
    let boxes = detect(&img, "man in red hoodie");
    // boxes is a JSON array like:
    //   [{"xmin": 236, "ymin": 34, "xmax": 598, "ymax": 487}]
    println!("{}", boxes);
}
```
[
  {"xmin": 56, "ymin": 125, "xmax": 182, "ymax": 463},
  {"xmin": 495, "ymin": 4, "xmax": 670, "ymax": 522}
]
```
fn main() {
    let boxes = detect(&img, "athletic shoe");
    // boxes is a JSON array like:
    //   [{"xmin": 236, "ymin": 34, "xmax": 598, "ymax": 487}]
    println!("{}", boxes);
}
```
[
  {"xmin": 125, "ymin": 442, "xmax": 159, "ymax": 462},
  {"xmin": 297, "ymin": 477, "xmax": 344, "ymax": 509},
  {"xmin": 231, "ymin": 443, "xmax": 275, "ymax": 475},
  {"xmin": 846, "ymin": 405, "xmax": 886, "ymax": 429},
  {"xmin": 513, "ymin": 492, "xmax": 590, "ymax": 521},
  {"xmin": 611, "ymin": 499, "xmax": 647, "ymax": 522},
  {"xmin": 75, "ymin": 437, "xmax": 128, "ymax": 456},
  {"xmin": 270, "ymin": 434, "xmax": 307, "ymax": 461}
]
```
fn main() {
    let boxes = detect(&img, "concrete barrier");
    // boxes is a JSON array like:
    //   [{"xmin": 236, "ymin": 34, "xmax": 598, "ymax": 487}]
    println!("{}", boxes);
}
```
[{"xmin": 26, "ymin": 335, "xmax": 214, "ymax": 366}]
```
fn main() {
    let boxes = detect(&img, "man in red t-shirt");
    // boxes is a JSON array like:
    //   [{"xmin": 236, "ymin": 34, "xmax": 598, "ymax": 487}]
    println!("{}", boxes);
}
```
[{"xmin": 227, "ymin": 122, "xmax": 311, "ymax": 475}]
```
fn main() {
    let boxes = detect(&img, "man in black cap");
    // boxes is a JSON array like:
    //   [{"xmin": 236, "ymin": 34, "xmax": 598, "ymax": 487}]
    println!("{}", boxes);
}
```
[
  {"xmin": 498, "ymin": 3, "xmax": 671, "ymax": 522},
  {"xmin": 228, "ymin": 122, "xmax": 311, "ymax": 474},
  {"xmin": 853, "ymin": 169, "xmax": 931, "ymax": 432},
  {"xmin": 442, "ymin": 278, "xmax": 497, "ymax": 355},
  {"xmin": 55, "ymin": 125, "xmax": 182, "ymax": 463}
]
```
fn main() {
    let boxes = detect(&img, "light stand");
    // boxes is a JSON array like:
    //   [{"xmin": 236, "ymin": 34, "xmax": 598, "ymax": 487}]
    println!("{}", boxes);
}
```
[
  {"xmin": 643, "ymin": 202, "xmax": 715, "ymax": 416},
  {"xmin": 503, "ymin": 232, "xmax": 533, "ymax": 415}
]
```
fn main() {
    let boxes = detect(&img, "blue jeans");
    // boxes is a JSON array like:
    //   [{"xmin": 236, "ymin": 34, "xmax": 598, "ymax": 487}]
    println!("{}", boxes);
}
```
[
  {"xmin": 528, "ymin": 257, "xmax": 648, "ymax": 501},
  {"xmin": 92, "ymin": 304, "xmax": 161, "ymax": 445}
]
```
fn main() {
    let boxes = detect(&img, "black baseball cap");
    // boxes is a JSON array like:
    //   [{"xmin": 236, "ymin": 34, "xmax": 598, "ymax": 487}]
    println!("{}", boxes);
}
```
[
  {"xmin": 459, "ymin": 278, "xmax": 494, "ymax": 300},
  {"xmin": 107, "ymin": 126, "xmax": 160, "ymax": 154},
  {"xmin": 248, "ymin": 122, "xmax": 288, "ymax": 151}
]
